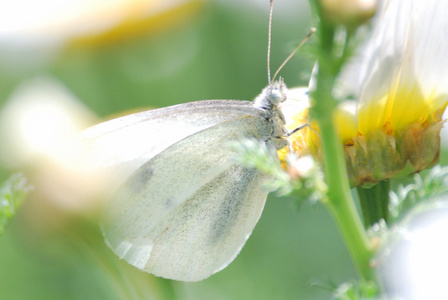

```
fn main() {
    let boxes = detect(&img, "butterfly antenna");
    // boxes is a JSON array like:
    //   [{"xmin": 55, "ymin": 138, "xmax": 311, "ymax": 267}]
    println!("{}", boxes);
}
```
[
  {"xmin": 271, "ymin": 27, "xmax": 316, "ymax": 82},
  {"xmin": 267, "ymin": 0, "xmax": 274, "ymax": 83}
]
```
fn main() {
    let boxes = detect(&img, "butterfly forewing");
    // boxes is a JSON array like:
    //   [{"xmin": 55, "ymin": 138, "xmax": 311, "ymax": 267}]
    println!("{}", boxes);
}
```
[{"xmin": 81, "ymin": 100, "xmax": 264, "ymax": 190}]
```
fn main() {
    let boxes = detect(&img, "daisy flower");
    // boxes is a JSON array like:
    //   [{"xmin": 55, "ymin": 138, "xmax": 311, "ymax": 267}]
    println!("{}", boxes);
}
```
[{"xmin": 285, "ymin": 0, "xmax": 448, "ymax": 187}]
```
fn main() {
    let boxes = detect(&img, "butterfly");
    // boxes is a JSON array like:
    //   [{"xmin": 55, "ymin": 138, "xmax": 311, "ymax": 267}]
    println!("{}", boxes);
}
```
[{"xmin": 81, "ymin": 1, "xmax": 310, "ymax": 282}]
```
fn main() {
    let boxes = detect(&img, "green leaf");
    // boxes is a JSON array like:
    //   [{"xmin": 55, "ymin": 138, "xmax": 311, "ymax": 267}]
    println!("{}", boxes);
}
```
[
  {"xmin": 389, "ymin": 165, "xmax": 448, "ymax": 223},
  {"xmin": 230, "ymin": 138, "xmax": 327, "ymax": 205},
  {"xmin": 333, "ymin": 279, "xmax": 380, "ymax": 300},
  {"xmin": 0, "ymin": 173, "xmax": 33, "ymax": 236}
]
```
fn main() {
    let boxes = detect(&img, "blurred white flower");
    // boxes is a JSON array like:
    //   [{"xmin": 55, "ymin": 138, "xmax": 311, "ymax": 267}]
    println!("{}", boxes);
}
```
[
  {"xmin": 0, "ymin": 0, "xmax": 203, "ymax": 70},
  {"xmin": 379, "ymin": 199, "xmax": 448, "ymax": 299},
  {"xmin": 0, "ymin": 76, "xmax": 110, "ymax": 212},
  {"xmin": 0, "ymin": 76, "xmax": 95, "ymax": 167}
]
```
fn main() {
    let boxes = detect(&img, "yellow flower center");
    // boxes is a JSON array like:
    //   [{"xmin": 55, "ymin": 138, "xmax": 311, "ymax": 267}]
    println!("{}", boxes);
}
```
[{"xmin": 279, "ymin": 82, "xmax": 448, "ymax": 187}]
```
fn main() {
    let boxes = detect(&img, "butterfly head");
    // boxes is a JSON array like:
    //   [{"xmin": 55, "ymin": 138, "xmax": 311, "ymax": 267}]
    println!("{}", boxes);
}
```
[
  {"xmin": 267, "ymin": 78, "xmax": 287, "ymax": 106},
  {"xmin": 254, "ymin": 77, "xmax": 288, "ymax": 110}
]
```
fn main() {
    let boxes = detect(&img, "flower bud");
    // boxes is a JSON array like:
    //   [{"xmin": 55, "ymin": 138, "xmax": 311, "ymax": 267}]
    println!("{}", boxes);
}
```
[{"xmin": 320, "ymin": 0, "xmax": 377, "ymax": 27}]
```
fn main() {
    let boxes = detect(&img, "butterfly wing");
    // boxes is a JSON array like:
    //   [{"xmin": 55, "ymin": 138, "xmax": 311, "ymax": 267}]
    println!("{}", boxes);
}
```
[
  {"xmin": 81, "ymin": 100, "xmax": 262, "ymax": 189},
  {"xmin": 101, "ymin": 109, "xmax": 278, "ymax": 281}
]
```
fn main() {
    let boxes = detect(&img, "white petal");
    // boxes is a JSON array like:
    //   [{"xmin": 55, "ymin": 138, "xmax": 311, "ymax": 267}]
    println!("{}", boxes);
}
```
[{"xmin": 339, "ymin": 0, "xmax": 448, "ymax": 134}]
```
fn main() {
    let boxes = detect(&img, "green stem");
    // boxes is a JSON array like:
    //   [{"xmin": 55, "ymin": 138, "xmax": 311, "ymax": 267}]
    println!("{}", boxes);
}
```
[
  {"xmin": 357, "ymin": 180, "xmax": 390, "ymax": 228},
  {"xmin": 317, "ymin": 110, "xmax": 375, "ymax": 281},
  {"xmin": 309, "ymin": 0, "xmax": 375, "ymax": 282},
  {"xmin": 154, "ymin": 278, "xmax": 177, "ymax": 300}
]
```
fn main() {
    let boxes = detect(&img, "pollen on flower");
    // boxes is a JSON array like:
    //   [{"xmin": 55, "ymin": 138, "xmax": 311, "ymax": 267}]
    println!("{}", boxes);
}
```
[
  {"xmin": 358, "ymin": 82, "xmax": 446, "ymax": 136},
  {"xmin": 277, "ymin": 103, "xmax": 311, "ymax": 164},
  {"xmin": 333, "ymin": 100, "xmax": 358, "ymax": 144}
]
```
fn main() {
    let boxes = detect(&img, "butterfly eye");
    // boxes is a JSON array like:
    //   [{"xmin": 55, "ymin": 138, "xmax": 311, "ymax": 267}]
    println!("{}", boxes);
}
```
[{"xmin": 269, "ymin": 87, "xmax": 284, "ymax": 105}]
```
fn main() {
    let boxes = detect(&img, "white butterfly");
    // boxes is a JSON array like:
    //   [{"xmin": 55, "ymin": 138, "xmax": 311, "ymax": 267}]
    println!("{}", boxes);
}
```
[
  {"xmin": 82, "ymin": 80, "xmax": 300, "ymax": 281},
  {"xmin": 80, "ymin": 2, "xmax": 309, "ymax": 282}
]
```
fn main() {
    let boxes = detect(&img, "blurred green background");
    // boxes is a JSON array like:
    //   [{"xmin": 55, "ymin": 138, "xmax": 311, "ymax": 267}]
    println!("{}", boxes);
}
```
[{"xmin": 1, "ymin": 0, "xmax": 445, "ymax": 299}]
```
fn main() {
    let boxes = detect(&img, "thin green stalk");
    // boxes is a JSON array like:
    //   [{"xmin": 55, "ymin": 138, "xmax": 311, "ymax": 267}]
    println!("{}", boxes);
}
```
[
  {"xmin": 318, "ymin": 115, "xmax": 375, "ymax": 281},
  {"xmin": 357, "ymin": 180, "xmax": 390, "ymax": 228},
  {"xmin": 309, "ymin": 0, "xmax": 376, "ymax": 282},
  {"xmin": 154, "ymin": 278, "xmax": 177, "ymax": 300}
]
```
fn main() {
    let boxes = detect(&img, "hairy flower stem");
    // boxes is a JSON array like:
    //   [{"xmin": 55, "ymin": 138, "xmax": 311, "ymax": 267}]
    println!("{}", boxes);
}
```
[{"xmin": 309, "ymin": 0, "xmax": 376, "ymax": 282}]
